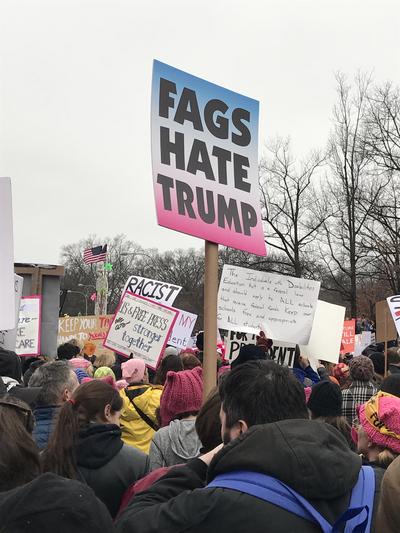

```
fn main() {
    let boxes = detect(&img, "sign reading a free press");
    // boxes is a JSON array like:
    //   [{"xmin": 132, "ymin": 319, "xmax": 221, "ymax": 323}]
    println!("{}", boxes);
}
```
[{"xmin": 151, "ymin": 60, "xmax": 265, "ymax": 256}]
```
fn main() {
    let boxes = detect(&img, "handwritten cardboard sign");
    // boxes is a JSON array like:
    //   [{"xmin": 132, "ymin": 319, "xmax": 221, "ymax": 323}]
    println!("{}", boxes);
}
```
[
  {"xmin": 340, "ymin": 319, "xmax": 356, "ymax": 355},
  {"xmin": 0, "ymin": 177, "xmax": 15, "ymax": 330},
  {"xmin": 0, "ymin": 274, "xmax": 24, "ymax": 351},
  {"xmin": 151, "ymin": 60, "xmax": 265, "ymax": 256},
  {"xmin": 217, "ymin": 265, "xmax": 320, "ymax": 344},
  {"xmin": 122, "ymin": 275, "xmax": 182, "ymax": 306},
  {"xmin": 15, "ymin": 296, "xmax": 41, "ymax": 356},
  {"xmin": 168, "ymin": 309, "xmax": 198, "ymax": 350},
  {"xmin": 104, "ymin": 291, "xmax": 178, "ymax": 369},
  {"xmin": 58, "ymin": 315, "xmax": 114, "ymax": 355}
]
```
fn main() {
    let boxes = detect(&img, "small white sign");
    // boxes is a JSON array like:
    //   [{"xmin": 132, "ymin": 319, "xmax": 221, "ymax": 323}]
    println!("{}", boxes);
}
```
[
  {"xmin": 16, "ymin": 296, "xmax": 41, "ymax": 356},
  {"xmin": 0, "ymin": 274, "xmax": 24, "ymax": 351},
  {"xmin": 168, "ymin": 309, "xmax": 198, "ymax": 350},
  {"xmin": 122, "ymin": 275, "xmax": 182, "ymax": 306}
]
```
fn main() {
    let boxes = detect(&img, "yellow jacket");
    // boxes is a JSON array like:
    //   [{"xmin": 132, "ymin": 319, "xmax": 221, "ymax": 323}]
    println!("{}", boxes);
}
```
[{"xmin": 119, "ymin": 384, "xmax": 163, "ymax": 454}]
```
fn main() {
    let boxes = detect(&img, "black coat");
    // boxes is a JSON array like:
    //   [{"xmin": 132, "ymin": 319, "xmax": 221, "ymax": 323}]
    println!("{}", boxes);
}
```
[{"xmin": 116, "ymin": 419, "xmax": 383, "ymax": 533}]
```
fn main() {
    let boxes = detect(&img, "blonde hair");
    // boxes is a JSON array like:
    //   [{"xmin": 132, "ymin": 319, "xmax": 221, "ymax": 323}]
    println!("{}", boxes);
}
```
[
  {"xmin": 376, "ymin": 448, "xmax": 399, "ymax": 469},
  {"xmin": 94, "ymin": 352, "xmax": 115, "ymax": 369}
]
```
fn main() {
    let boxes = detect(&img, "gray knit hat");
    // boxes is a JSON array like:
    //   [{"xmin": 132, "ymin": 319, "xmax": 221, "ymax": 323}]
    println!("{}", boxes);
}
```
[{"xmin": 349, "ymin": 355, "xmax": 374, "ymax": 382}]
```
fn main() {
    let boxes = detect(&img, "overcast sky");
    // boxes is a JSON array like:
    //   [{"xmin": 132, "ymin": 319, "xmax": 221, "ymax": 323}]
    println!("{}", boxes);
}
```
[{"xmin": 1, "ymin": 0, "xmax": 399, "ymax": 265}]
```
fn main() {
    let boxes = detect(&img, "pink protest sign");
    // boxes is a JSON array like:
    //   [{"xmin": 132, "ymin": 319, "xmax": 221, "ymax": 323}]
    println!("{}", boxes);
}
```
[
  {"xmin": 15, "ymin": 296, "xmax": 42, "ymax": 357},
  {"xmin": 151, "ymin": 60, "xmax": 266, "ymax": 256},
  {"xmin": 340, "ymin": 319, "xmax": 356, "ymax": 355}
]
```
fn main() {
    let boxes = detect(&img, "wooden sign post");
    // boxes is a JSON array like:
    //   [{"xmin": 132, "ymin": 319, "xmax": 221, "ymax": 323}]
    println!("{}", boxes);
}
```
[{"xmin": 203, "ymin": 241, "xmax": 219, "ymax": 399}]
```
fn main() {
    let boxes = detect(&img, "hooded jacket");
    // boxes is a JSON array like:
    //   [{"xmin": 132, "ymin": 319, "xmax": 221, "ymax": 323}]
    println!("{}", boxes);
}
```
[
  {"xmin": 77, "ymin": 423, "xmax": 149, "ymax": 518},
  {"xmin": 119, "ymin": 384, "xmax": 163, "ymax": 453},
  {"xmin": 116, "ymin": 419, "xmax": 382, "ymax": 533},
  {"xmin": 149, "ymin": 419, "xmax": 201, "ymax": 470},
  {"xmin": 33, "ymin": 405, "xmax": 60, "ymax": 451}
]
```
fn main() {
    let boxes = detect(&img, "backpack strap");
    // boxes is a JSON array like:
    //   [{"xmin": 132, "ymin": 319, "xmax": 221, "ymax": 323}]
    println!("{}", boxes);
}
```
[
  {"xmin": 125, "ymin": 389, "xmax": 159, "ymax": 432},
  {"xmin": 342, "ymin": 466, "xmax": 375, "ymax": 533}
]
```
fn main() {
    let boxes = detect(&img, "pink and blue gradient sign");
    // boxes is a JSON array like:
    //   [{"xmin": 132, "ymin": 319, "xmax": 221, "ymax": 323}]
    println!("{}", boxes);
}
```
[{"xmin": 151, "ymin": 60, "xmax": 266, "ymax": 256}]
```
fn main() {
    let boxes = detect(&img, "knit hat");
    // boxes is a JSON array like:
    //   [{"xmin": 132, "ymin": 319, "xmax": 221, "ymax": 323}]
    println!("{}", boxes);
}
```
[
  {"xmin": 94, "ymin": 366, "xmax": 116, "ymax": 380},
  {"xmin": 69, "ymin": 357, "xmax": 91, "ymax": 370},
  {"xmin": 160, "ymin": 366, "xmax": 203, "ymax": 426},
  {"xmin": 74, "ymin": 368, "xmax": 89, "ymax": 384},
  {"xmin": 231, "ymin": 344, "xmax": 266, "ymax": 369},
  {"xmin": 164, "ymin": 346, "xmax": 178, "ymax": 357},
  {"xmin": 333, "ymin": 363, "xmax": 349, "ymax": 381},
  {"xmin": 369, "ymin": 352, "xmax": 385, "ymax": 376},
  {"xmin": 349, "ymin": 356, "xmax": 374, "ymax": 382},
  {"xmin": 358, "ymin": 391, "xmax": 400, "ymax": 454},
  {"xmin": 307, "ymin": 381, "xmax": 342, "ymax": 417},
  {"xmin": 121, "ymin": 358, "xmax": 146, "ymax": 383},
  {"xmin": 82, "ymin": 341, "xmax": 96, "ymax": 356}
]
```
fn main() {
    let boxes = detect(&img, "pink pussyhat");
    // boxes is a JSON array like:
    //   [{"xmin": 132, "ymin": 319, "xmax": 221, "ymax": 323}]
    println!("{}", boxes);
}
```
[{"xmin": 121, "ymin": 358, "xmax": 146, "ymax": 383}]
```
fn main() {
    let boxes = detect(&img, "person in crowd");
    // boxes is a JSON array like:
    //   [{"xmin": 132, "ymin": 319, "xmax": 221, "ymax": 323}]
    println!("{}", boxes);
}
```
[
  {"xmin": 149, "ymin": 366, "xmax": 203, "ymax": 470},
  {"xmin": 28, "ymin": 361, "xmax": 79, "ymax": 450},
  {"xmin": 42, "ymin": 380, "xmax": 149, "ymax": 518},
  {"xmin": 116, "ymin": 361, "xmax": 380, "ymax": 533},
  {"xmin": 118, "ymin": 387, "xmax": 222, "ymax": 514},
  {"xmin": 195, "ymin": 331, "xmax": 204, "ymax": 363},
  {"xmin": 375, "ymin": 455, "xmax": 400, "ymax": 532},
  {"xmin": 307, "ymin": 380, "xmax": 353, "ymax": 449},
  {"xmin": 181, "ymin": 352, "xmax": 202, "ymax": 370},
  {"xmin": 74, "ymin": 367, "xmax": 90, "ymax": 384},
  {"xmin": 230, "ymin": 344, "xmax": 265, "ymax": 368},
  {"xmin": 369, "ymin": 351, "xmax": 385, "ymax": 385},
  {"xmin": 292, "ymin": 353, "xmax": 320, "ymax": 387},
  {"xmin": 0, "ymin": 473, "xmax": 114, "ymax": 532},
  {"xmin": 94, "ymin": 366, "xmax": 116, "ymax": 380},
  {"xmin": 57, "ymin": 342, "xmax": 80, "ymax": 361},
  {"xmin": 164, "ymin": 346, "xmax": 179, "ymax": 357},
  {"xmin": 381, "ymin": 374, "xmax": 400, "ymax": 397},
  {"xmin": 93, "ymin": 351, "xmax": 115, "ymax": 370},
  {"xmin": 333, "ymin": 362, "xmax": 351, "ymax": 389},
  {"xmin": 0, "ymin": 348, "xmax": 22, "ymax": 389},
  {"xmin": 82, "ymin": 340, "xmax": 97, "ymax": 364},
  {"xmin": 387, "ymin": 347, "xmax": 400, "ymax": 375},
  {"xmin": 0, "ymin": 395, "xmax": 40, "ymax": 492},
  {"xmin": 153, "ymin": 354, "xmax": 184, "ymax": 385},
  {"xmin": 23, "ymin": 357, "xmax": 46, "ymax": 386},
  {"xmin": 69, "ymin": 353, "xmax": 93, "ymax": 374},
  {"xmin": 342, "ymin": 355, "xmax": 377, "ymax": 424},
  {"xmin": 356, "ymin": 391, "xmax": 400, "ymax": 470},
  {"xmin": 119, "ymin": 359, "xmax": 163, "ymax": 453}
]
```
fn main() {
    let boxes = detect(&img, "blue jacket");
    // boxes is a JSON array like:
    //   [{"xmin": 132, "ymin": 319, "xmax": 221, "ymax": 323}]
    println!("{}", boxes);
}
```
[
  {"xmin": 292, "ymin": 365, "xmax": 320, "ymax": 386},
  {"xmin": 33, "ymin": 406, "xmax": 60, "ymax": 451}
]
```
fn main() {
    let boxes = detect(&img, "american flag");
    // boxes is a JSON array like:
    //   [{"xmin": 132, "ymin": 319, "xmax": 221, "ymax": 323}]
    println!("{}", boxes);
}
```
[{"xmin": 83, "ymin": 245, "xmax": 107, "ymax": 264}]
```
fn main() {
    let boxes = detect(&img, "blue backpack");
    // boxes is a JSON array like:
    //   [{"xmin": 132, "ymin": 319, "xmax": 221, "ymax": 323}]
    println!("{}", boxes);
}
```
[{"xmin": 207, "ymin": 466, "xmax": 375, "ymax": 533}]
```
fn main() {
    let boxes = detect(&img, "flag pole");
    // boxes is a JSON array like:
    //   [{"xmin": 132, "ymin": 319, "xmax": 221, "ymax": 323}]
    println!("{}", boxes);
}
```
[{"xmin": 203, "ymin": 240, "xmax": 219, "ymax": 400}]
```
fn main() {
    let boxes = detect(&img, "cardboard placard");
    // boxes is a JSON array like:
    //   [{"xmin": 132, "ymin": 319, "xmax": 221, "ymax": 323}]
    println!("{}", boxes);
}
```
[
  {"xmin": 217, "ymin": 265, "xmax": 320, "ymax": 344},
  {"xmin": 386, "ymin": 295, "xmax": 400, "ymax": 339},
  {"xmin": 340, "ymin": 319, "xmax": 356, "ymax": 355},
  {"xmin": 58, "ymin": 315, "xmax": 114, "ymax": 355},
  {"xmin": 376, "ymin": 299, "xmax": 398, "ymax": 342},
  {"xmin": 0, "ymin": 274, "xmax": 24, "ymax": 351},
  {"xmin": 168, "ymin": 309, "xmax": 198, "ymax": 350},
  {"xmin": 122, "ymin": 275, "xmax": 182, "ymax": 306},
  {"xmin": 0, "ymin": 177, "xmax": 15, "ymax": 330},
  {"xmin": 104, "ymin": 291, "xmax": 178, "ymax": 369},
  {"xmin": 16, "ymin": 296, "xmax": 41, "ymax": 356},
  {"xmin": 151, "ymin": 60, "xmax": 265, "ymax": 256}
]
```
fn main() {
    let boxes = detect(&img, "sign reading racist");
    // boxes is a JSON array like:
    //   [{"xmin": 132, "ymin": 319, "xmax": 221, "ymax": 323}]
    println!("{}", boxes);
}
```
[{"xmin": 151, "ymin": 60, "xmax": 265, "ymax": 256}]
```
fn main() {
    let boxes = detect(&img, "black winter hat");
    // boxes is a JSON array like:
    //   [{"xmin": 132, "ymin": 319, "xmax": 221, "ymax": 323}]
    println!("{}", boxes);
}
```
[
  {"xmin": 231, "ymin": 344, "xmax": 266, "ymax": 369},
  {"xmin": 0, "ymin": 473, "xmax": 113, "ymax": 532},
  {"xmin": 0, "ymin": 349, "xmax": 22, "ymax": 382},
  {"xmin": 369, "ymin": 351, "xmax": 385, "ymax": 376},
  {"xmin": 307, "ymin": 380, "xmax": 342, "ymax": 418}
]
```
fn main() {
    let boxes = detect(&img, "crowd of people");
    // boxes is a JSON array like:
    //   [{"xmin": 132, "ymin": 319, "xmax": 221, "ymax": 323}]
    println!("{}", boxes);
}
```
[{"xmin": 1, "ymin": 333, "xmax": 400, "ymax": 532}]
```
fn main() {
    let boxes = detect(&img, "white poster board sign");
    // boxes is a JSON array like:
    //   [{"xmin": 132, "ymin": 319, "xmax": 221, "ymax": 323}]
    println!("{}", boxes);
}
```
[
  {"xmin": 168, "ymin": 309, "xmax": 197, "ymax": 350},
  {"xmin": 225, "ymin": 331, "xmax": 257, "ymax": 363},
  {"xmin": 122, "ymin": 276, "xmax": 182, "ymax": 306},
  {"xmin": 0, "ymin": 275, "xmax": 24, "ymax": 351},
  {"xmin": 15, "ymin": 296, "xmax": 42, "ymax": 356},
  {"xmin": 217, "ymin": 265, "xmax": 320, "ymax": 344},
  {"xmin": 353, "ymin": 331, "xmax": 373, "ymax": 357},
  {"xmin": 104, "ymin": 291, "xmax": 178, "ymax": 369},
  {"xmin": 301, "ymin": 300, "xmax": 346, "ymax": 364},
  {"xmin": 0, "ymin": 177, "xmax": 15, "ymax": 330},
  {"xmin": 387, "ymin": 295, "xmax": 400, "ymax": 337}
]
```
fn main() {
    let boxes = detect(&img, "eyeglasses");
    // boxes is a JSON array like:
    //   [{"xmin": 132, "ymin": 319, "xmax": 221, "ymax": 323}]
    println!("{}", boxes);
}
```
[{"xmin": 0, "ymin": 399, "xmax": 34, "ymax": 432}]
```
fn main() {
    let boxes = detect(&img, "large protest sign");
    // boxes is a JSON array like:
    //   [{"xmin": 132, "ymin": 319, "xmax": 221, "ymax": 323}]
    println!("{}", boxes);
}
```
[
  {"xmin": 376, "ymin": 299, "xmax": 397, "ymax": 342},
  {"xmin": 340, "ymin": 319, "xmax": 356, "ymax": 355},
  {"xmin": 0, "ymin": 177, "xmax": 15, "ymax": 330},
  {"xmin": 0, "ymin": 275, "xmax": 24, "ymax": 351},
  {"xmin": 168, "ymin": 309, "xmax": 197, "ymax": 350},
  {"xmin": 122, "ymin": 276, "xmax": 182, "ymax": 306},
  {"xmin": 58, "ymin": 315, "xmax": 114, "ymax": 355},
  {"xmin": 104, "ymin": 292, "xmax": 178, "ymax": 368},
  {"xmin": 217, "ymin": 265, "xmax": 320, "ymax": 344},
  {"xmin": 16, "ymin": 296, "xmax": 41, "ymax": 356},
  {"xmin": 224, "ymin": 331, "xmax": 257, "ymax": 363},
  {"xmin": 386, "ymin": 295, "xmax": 400, "ymax": 338},
  {"xmin": 151, "ymin": 60, "xmax": 265, "ymax": 256}
]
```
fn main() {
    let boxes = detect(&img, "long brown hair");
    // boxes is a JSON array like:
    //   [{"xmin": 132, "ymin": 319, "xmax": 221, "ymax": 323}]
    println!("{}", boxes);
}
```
[
  {"xmin": 42, "ymin": 380, "xmax": 123, "ymax": 479},
  {"xmin": 0, "ymin": 395, "xmax": 41, "ymax": 491}
]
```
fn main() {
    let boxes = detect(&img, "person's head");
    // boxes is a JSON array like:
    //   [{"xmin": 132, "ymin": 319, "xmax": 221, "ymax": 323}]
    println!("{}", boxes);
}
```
[
  {"xmin": 0, "ymin": 395, "xmax": 40, "ymax": 491},
  {"xmin": 387, "ymin": 347, "xmax": 400, "ymax": 366},
  {"xmin": 160, "ymin": 366, "xmax": 203, "ymax": 426},
  {"xmin": 93, "ymin": 366, "xmax": 116, "ymax": 380},
  {"xmin": 0, "ymin": 348, "xmax": 22, "ymax": 382},
  {"xmin": 121, "ymin": 358, "xmax": 147, "ymax": 384},
  {"xmin": 154, "ymin": 354, "xmax": 184, "ymax": 385},
  {"xmin": 381, "ymin": 374, "xmax": 400, "ymax": 397},
  {"xmin": 82, "ymin": 341, "xmax": 96, "ymax": 357},
  {"xmin": 230, "ymin": 344, "xmax": 266, "ymax": 369},
  {"xmin": 93, "ymin": 351, "xmax": 115, "ymax": 369},
  {"xmin": 43, "ymin": 380, "xmax": 123, "ymax": 479},
  {"xmin": 333, "ymin": 362, "xmax": 350, "ymax": 387},
  {"xmin": 349, "ymin": 356, "xmax": 374, "ymax": 382},
  {"xmin": 369, "ymin": 352, "xmax": 385, "ymax": 377},
  {"xmin": 196, "ymin": 331, "xmax": 204, "ymax": 351},
  {"xmin": 163, "ymin": 346, "xmax": 178, "ymax": 357},
  {"xmin": 181, "ymin": 353, "xmax": 202, "ymax": 371},
  {"xmin": 28, "ymin": 361, "xmax": 79, "ymax": 406},
  {"xmin": 195, "ymin": 388, "xmax": 222, "ymax": 453},
  {"xmin": 57, "ymin": 343, "xmax": 80, "ymax": 361},
  {"xmin": 219, "ymin": 360, "xmax": 308, "ymax": 444},
  {"xmin": 357, "ymin": 391, "xmax": 400, "ymax": 468},
  {"xmin": 307, "ymin": 381, "xmax": 342, "ymax": 419}
]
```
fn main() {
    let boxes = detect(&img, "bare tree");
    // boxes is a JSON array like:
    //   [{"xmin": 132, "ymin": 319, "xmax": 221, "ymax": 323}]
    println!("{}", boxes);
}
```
[{"xmin": 259, "ymin": 138, "xmax": 327, "ymax": 278}]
